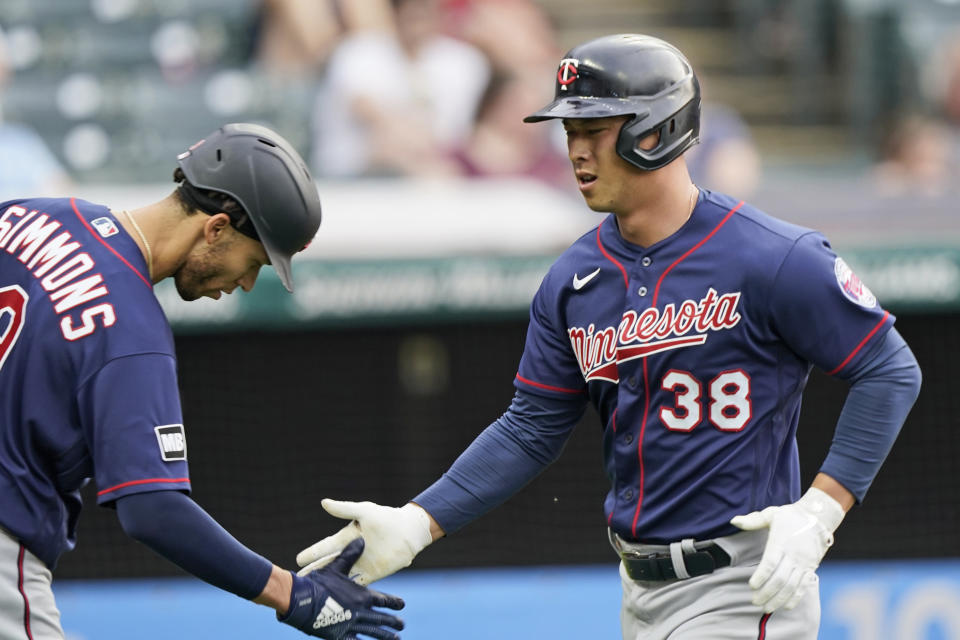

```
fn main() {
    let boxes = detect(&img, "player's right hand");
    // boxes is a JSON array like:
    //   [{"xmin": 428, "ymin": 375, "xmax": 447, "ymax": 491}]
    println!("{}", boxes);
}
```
[
  {"xmin": 279, "ymin": 538, "xmax": 405, "ymax": 639},
  {"xmin": 296, "ymin": 500, "xmax": 434, "ymax": 585}
]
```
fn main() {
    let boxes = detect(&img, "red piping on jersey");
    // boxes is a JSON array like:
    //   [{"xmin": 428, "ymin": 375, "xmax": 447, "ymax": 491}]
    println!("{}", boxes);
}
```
[
  {"xmin": 826, "ymin": 310, "xmax": 890, "ymax": 376},
  {"xmin": 652, "ymin": 200, "xmax": 744, "ymax": 302},
  {"xmin": 17, "ymin": 544, "xmax": 34, "ymax": 640},
  {"xmin": 596, "ymin": 220, "xmax": 629, "ymax": 290},
  {"xmin": 630, "ymin": 200, "xmax": 744, "ymax": 538},
  {"xmin": 757, "ymin": 612, "xmax": 771, "ymax": 639},
  {"xmin": 97, "ymin": 477, "xmax": 190, "ymax": 496},
  {"xmin": 607, "ymin": 407, "xmax": 619, "ymax": 525},
  {"xmin": 631, "ymin": 357, "xmax": 651, "ymax": 537},
  {"xmin": 70, "ymin": 198, "xmax": 152, "ymax": 288},
  {"xmin": 515, "ymin": 373, "xmax": 584, "ymax": 395}
]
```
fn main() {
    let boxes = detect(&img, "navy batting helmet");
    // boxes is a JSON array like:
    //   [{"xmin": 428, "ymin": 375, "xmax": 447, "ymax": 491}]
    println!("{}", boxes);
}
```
[
  {"xmin": 524, "ymin": 34, "xmax": 700, "ymax": 171},
  {"xmin": 175, "ymin": 123, "xmax": 322, "ymax": 292}
]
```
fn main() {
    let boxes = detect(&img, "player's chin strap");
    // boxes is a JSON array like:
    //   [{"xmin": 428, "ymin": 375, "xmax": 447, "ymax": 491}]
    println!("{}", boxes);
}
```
[{"xmin": 177, "ymin": 181, "xmax": 260, "ymax": 242}]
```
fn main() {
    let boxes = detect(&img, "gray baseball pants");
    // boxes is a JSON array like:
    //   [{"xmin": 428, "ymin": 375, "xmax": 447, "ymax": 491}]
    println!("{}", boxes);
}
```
[
  {"xmin": 0, "ymin": 529, "xmax": 64, "ymax": 640},
  {"xmin": 616, "ymin": 528, "xmax": 820, "ymax": 639}
]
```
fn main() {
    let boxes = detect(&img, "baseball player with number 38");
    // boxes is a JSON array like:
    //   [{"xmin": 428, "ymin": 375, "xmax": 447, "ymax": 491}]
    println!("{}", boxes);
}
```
[{"xmin": 297, "ymin": 35, "xmax": 922, "ymax": 638}]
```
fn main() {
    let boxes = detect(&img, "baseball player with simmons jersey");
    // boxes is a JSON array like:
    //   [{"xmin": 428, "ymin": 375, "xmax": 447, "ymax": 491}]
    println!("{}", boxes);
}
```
[
  {"xmin": 294, "ymin": 36, "xmax": 923, "ymax": 639},
  {"xmin": 0, "ymin": 124, "xmax": 405, "ymax": 640}
]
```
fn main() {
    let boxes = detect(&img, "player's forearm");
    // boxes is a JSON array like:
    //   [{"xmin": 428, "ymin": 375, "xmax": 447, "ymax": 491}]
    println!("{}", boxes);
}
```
[
  {"xmin": 406, "ymin": 503, "xmax": 446, "ymax": 542},
  {"xmin": 253, "ymin": 564, "xmax": 293, "ymax": 612},
  {"xmin": 413, "ymin": 388, "xmax": 584, "ymax": 534},
  {"xmin": 426, "ymin": 512, "xmax": 446, "ymax": 541},
  {"xmin": 818, "ymin": 328, "xmax": 921, "ymax": 502},
  {"xmin": 115, "ymin": 491, "xmax": 273, "ymax": 601},
  {"xmin": 810, "ymin": 473, "xmax": 855, "ymax": 511}
]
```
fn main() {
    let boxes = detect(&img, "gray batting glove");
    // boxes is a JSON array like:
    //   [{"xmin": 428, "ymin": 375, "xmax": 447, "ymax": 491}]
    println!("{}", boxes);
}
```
[
  {"xmin": 297, "ymin": 500, "xmax": 434, "ymax": 586},
  {"xmin": 730, "ymin": 487, "xmax": 845, "ymax": 613}
]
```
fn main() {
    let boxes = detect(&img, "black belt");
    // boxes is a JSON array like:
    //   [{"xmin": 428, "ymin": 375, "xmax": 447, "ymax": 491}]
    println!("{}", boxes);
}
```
[{"xmin": 617, "ymin": 541, "xmax": 731, "ymax": 582}]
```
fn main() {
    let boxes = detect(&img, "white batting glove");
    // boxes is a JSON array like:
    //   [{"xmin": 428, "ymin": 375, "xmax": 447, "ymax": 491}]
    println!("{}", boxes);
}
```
[
  {"xmin": 730, "ymin": 487, "xmax": 846, "ymax": 613},
  {"xmin": 296, "ymin": 499, "xmax": 434, "ymax": 586}
]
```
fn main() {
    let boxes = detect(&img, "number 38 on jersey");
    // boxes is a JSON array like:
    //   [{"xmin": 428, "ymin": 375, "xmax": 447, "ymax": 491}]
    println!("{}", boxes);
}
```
[{"xmin": 660, "ymin": 369, "xmax": 752, "ymax": 432}]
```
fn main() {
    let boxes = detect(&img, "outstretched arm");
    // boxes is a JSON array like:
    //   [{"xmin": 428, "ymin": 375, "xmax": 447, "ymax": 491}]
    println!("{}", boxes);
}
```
[
  {"xmin": 116, "ymin": 490, "xmax": 275, "ymax": 600},
  {"xmin": 413, "ymin": 387, "xmax": 587, "ymax": 534},
  {"xmin": 115, "ymin": 491, "xmax": 405, "ymax": 639},
  {"xmin": 296, "ymin": 388, "xmax": 587, "ymax": 583}
]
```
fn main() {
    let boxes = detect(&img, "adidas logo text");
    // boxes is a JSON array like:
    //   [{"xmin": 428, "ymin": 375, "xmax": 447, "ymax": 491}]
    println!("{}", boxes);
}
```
[{"xmin": 313, "ymin": 597, "xmax": 352, "ymax": 629}]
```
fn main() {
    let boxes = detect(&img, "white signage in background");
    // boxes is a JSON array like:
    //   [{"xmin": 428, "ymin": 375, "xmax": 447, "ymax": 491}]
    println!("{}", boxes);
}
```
[{"xmin": 820, "ymin": 564, "xmax": 960, "ymax": 640}]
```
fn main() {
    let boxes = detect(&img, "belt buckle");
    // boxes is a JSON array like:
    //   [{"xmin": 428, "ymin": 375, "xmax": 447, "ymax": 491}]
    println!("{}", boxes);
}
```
[{"xmin": 620, "ymin": 548, "xmax": 667, "ymax": 581}]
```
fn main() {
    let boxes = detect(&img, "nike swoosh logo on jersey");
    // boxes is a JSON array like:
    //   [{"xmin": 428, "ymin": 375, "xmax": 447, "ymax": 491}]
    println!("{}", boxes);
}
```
[{"xmin": 573, "ymin": 267, "xmax": 601, "ymax": 290}]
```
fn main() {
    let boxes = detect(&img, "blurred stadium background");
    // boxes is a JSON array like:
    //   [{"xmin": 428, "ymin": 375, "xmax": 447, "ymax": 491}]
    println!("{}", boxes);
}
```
[{"xmin": 1, "ymin": 0, "xmax": 959, "ymax": 638}]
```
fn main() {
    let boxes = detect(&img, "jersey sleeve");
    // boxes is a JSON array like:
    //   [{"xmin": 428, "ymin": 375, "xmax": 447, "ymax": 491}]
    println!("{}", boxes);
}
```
[
  {"xmin": 77, "ymin": 353, "xmax": 191, "ymax": 504},
  {"xmin": 769, "ymin": 232, "xmax": 894, "ymax": 378},
  {"xmin": 515, "ymin": 277, "xmax": 588, "ymax": 397}
]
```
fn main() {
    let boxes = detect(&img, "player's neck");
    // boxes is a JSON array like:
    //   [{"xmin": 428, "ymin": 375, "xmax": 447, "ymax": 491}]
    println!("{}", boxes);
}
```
[
  {"xmin": 119, "ymin": 194, "xmax": 207, "ymax": 284},
  {"xmin": 614, "ymin": 181, "xmax": 699, "ymax": 248}
]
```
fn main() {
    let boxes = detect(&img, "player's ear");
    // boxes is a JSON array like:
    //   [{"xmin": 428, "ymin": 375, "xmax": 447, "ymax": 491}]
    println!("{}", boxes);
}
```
[
  {"xmin": 636, "ymin": 130, "xmax": 660, "ymax": 151},
  {"xmin": 203, "ymin": 213, "xmax": 232, "ymax": 245}
]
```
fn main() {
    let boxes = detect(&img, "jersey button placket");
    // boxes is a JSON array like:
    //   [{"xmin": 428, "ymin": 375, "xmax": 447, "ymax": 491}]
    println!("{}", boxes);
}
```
[{"xmin": 636, "ymin": 256, "xmax": 652, "ymax": 297}]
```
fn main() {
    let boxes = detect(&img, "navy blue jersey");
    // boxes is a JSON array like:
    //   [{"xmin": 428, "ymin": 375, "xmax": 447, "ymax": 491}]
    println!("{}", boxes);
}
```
[
  {"xmin": 0, "ymin": 197, "xmax": 189, "ymax": 568},
  {"xmin": 515, "ymin": 189, "xmax": 893, "ymax": 543}
]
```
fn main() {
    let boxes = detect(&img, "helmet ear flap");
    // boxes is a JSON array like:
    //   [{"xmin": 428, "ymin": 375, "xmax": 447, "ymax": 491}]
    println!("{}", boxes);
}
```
[
  {"xmin": 616, "ymin": 115, "xmax": 661, "ymax": 170},
  {"xmin": 616, "ymin": 99, "xmax": 701, "ymax": 171}
]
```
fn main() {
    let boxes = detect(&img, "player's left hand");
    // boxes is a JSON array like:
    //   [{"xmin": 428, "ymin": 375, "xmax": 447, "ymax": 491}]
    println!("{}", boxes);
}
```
[
  {"xmin": 730, "ymin": 487, "xmax": 845, "ymax": 613},
  {"xmin": 279, "ymin": 538, "xmax": 406, "ymax": 639}
]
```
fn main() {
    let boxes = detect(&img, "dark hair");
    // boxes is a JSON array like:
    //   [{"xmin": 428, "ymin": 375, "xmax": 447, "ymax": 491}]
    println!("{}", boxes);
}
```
[
  {"xmin": 171, "ymin": 167, "xmax": 243, "ymax": 217},
  {"xmin": 171, "ymin": 166, "xmax": 259, "ymax": 240}
]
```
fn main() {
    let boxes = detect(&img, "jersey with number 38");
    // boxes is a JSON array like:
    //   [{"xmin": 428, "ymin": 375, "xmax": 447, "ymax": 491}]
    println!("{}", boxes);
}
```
[
  {"xmin": 515, "ymin": 189, "xmax": 893, "ymax": 542},
  {"xmin": 0, "ymin": 197, "xmax": 191, "ymax": 569}
]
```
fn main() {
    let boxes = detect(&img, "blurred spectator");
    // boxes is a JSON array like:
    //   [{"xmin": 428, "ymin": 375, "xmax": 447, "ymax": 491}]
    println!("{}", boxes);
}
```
[
  {"xmin": 447, "ymin": 70, "xmax": 571, "ymax": 193},
  {"xmin": 916, "ymin": 25, "xmax": 960, "ymax": 122},
  {"xmin": 442, "ymin": 0, "xmax": 560, "ymax": 75},
  {"xmin": 310, "ymin": 0, "xmax": 489, "ymax": 178},
  {"xmin": 922, "ymin": 31, "xmax": 960, "ymax": 161},
  {"xmin": 881, "ymin": 29, "xmax": 960, "ymax": 196},
  {"xmin": 941, "ymin": 36, "xmax": 960, "ymax": 127},
  {"xmin": 0, "ymin": 26, "xmax": 71, "ymax": 201},
  {"xmin": 251, "ymin": 0, "xmax": 395, "ymax": 78},
  {"xmin": 685, "ymin": 102, "xmax": 762, "ymax": 199},
  {"xmin": 871, "ymin": 114, "xmax": 953, "ymax": 197}
]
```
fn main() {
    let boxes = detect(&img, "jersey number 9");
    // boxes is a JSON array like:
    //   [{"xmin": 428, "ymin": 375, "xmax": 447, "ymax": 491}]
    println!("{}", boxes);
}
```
[{"xmin": 0, "ymin": 285, "xmax": 28, "ymax": 372}]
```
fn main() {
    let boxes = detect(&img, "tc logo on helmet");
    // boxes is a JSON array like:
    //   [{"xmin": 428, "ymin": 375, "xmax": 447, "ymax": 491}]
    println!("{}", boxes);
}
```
[{"xmin": 557, "ymin": 58, "xmax": 579, "ymax": 90}]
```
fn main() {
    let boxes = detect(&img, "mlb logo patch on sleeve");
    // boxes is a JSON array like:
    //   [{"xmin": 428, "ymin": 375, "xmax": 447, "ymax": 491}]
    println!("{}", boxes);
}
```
[
  {"xmin": 91, "ymin": 216, "xmax": 119, "ymax": 238},
  {"xmin": 154, "ymin": 424, "xmax": 187, "ymax": 461}
]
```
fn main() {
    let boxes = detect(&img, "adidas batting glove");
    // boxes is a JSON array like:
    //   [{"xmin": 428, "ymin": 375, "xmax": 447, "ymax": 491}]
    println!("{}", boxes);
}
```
[{"xmin": 279, "ymin": 538, "xmax": 405, "ymax": 639}]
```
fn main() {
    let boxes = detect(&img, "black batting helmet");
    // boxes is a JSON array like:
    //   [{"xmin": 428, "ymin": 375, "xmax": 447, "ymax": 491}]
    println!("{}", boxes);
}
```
[
  {"xmin": 176, "ymin": 123, "xmax": 322, "ymax": 292},
  {"xmin": 524, "ymin": 34, "xmax": 700, "ymax": 171}
]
